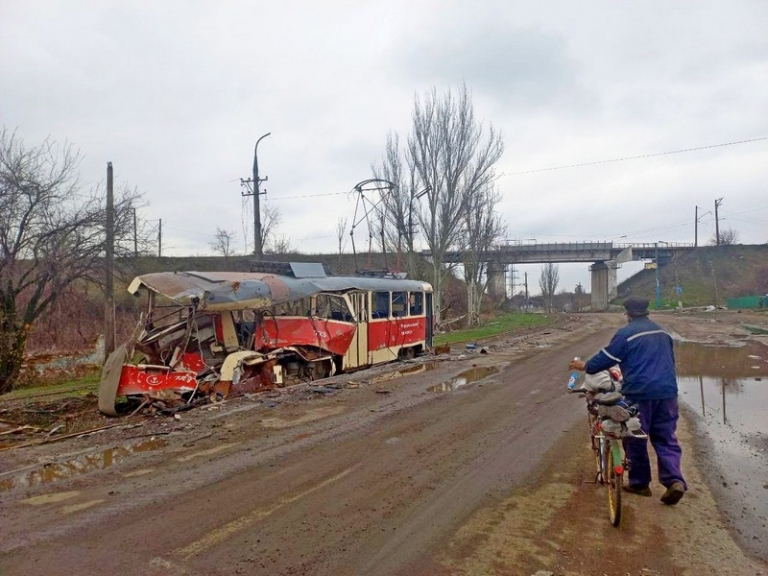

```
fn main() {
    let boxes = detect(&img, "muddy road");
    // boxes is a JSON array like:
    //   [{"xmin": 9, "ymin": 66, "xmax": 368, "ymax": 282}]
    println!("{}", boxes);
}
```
[{"xmin": 1, "ymin": 312, "xmax": 767, "ymax": 576}]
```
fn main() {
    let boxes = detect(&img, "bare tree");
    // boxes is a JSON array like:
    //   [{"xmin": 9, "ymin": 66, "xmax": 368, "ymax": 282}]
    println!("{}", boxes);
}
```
[
  {"xmin": 260, "ymin": 203, "xmax": 281, "ymax": 252},
  {"xmin": 210, "ymin": 227, "xmax": 237, "ymax": 257},
  {"xmin": 372, "ymin": 133, "xmax": 424, "ymax": 278},
  {"xmin": 573, "ymin": 282, "xmax": 585, "ymax": 312},
  {"xmin": 709, "ymin": 227, "xmax": 739, "ymax": 246},
  {"xmin": 538, "ymin": 263, "xmax": 560, "ymax": 313},
  {"xmin": 462, "ymin": 186, "xmax": 505, "ymax": 326},
  {"xmin": 335, "ymin": 216, "xmax": 347, "ymax": 272},
  {"xmin": 407, "ymin": 84, "xmax": 504, "ymax": 322},
  {"xmin": 0, "ymin": 128, "xmax": 143, "ymax": 393},
  {"xmin": 336, "ymin": 217, "xmax": 347, "ymax": 255},
  {"xmin": 266, "ymin": 233, "xmax": 293, "ymax": 255}
]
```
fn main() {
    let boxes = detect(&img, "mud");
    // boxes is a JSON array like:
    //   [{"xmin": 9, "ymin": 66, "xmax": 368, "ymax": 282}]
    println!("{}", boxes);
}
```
[{"xmin": 0, "ymin": 310, "xmax": 766, "ymax": 576}]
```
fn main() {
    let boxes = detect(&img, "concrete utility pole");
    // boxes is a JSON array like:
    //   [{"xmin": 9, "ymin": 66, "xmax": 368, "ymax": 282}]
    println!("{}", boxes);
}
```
[
  {"xmin": 695, "ymin": 205, "xmax": 698, "ymax": 248},
  {"xmin": 714, "ymin": 198, "xmax": 724, "ymax": 245},
  {"xmin": 105, "ymin": 162, "xmax": 115, "ymax": 359},
  {"xmin": 524, "ymin": 271, "xmax": 529, "ymax": 311},
  {"xmin": 241, "ymin": 133, "xmax": 271, "ymax": 259},
  {"xmin": 695, "ymin": 205, "xmax": 711, "ymax": 248},
  {"xmin": 158, "ymin": 218, "xmax": 162, "ymax": 257},
  {"xmin": 133, "ymin": 207, "xmax": 138, "ymax": 258}
]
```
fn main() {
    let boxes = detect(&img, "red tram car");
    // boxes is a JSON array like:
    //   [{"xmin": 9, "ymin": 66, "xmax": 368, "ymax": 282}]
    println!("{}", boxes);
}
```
[{"xmin": 99, "ymin": 263, "xmax": 434, "ymax": 415}]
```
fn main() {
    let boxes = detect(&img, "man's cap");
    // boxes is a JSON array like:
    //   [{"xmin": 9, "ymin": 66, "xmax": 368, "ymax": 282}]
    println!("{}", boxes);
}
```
[{"xmin": 623, "ymin": 296, "xmax": 649, "ymax": 317}]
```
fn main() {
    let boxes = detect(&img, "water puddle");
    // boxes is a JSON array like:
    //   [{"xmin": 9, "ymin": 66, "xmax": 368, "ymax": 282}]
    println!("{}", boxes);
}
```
[
  {"xmin": 675, "ymin": 340, "xmax": 768, "ymax": 539},
  {"xmin": 427, "ymin": 366, "xmax": 500, "ymax": 393},
  {"xmin": 369, "ymin": 362, "xmax": 440, "ymax": 384},
  {"xmin": 0, "ymin": 437, "xmax": 167, "ymax": 493}
]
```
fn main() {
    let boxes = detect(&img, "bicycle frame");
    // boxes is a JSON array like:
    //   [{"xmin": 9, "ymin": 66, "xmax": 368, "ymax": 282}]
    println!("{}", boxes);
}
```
[{"xmin": 582, "ymin": 393, "xmax": 626, "ymax": 526}]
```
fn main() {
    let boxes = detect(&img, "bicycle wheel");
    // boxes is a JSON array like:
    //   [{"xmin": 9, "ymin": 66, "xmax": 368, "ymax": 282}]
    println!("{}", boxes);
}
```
[
  {"xmin": 594, "ymin": 436, "xmax": 606, "ymax": 485},
  {"xmin": 589, "ymin": 415, "xmax": 603, "ymax": 482},
  {"xmin": 605, "ymin": 438, "xmax": 623, "ymax": 527}
]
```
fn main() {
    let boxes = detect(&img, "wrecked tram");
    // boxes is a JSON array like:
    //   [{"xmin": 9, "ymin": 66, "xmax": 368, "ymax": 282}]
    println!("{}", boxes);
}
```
[{"xmin": 99, "ymin": 264, "xmax": 434, "ymax": 416}]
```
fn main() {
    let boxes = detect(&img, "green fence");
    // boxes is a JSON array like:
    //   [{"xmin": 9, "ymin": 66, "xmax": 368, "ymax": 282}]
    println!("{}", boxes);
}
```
[{"xmin": 726, "ymin": 295, "xmax": 765, "ymax": 309}]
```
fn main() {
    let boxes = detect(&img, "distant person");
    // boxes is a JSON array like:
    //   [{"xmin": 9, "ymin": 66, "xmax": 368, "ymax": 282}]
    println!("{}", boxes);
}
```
[{"xmin": 569, "ymin": 296, "xmax": 687, "ymax": 505}]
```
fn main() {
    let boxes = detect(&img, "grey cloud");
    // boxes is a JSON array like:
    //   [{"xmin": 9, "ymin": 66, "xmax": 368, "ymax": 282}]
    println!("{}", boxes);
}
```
[{"xmin": 399, "ymin": 19, "xmax": 594, "ymax": 112}]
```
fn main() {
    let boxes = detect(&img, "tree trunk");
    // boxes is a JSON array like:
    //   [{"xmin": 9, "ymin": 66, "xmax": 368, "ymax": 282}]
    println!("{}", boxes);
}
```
[{"xmin": 0, "ymin": 303, "xmax": 28, "ymax": 394}]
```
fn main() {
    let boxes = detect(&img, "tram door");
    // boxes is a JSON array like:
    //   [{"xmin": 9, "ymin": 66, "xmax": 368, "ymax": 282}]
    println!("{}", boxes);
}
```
[
  {"xmin": 425, "ymin": 292, "xmax": 434, "ymax": 347},
  {"xmin": 349, "ymin": 292, "xmax": 368, "ymax": 368}
]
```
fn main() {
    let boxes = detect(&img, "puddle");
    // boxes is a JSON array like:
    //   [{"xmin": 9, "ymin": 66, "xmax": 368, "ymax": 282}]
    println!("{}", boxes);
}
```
[
  {"xmin": 369, "ymin": 362, "xmax": 440, "ymax": 384},
  {"xmin": 675, "ymin": 341, "xmax": 768, "ymax": 542},
  {"xmin": 428, "ymin": 366, "xmax": 500, "ymax": 393},
  {"xmin": 0, "ymin": 437, "xmax": 167, "ymax": 492},
  {"xmin": 676, "ymin": 340, "xmax": 768, "ymax": 450}
]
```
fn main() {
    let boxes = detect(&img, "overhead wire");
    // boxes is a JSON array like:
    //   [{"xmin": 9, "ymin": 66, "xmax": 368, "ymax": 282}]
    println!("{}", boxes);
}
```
[
  {"xmin": 502, "ymin": 136, "xmax": 768, "ymax": 177},
  {"xmin": 262, "ymin": 136, "xmax": 767, "ymax": 202}
]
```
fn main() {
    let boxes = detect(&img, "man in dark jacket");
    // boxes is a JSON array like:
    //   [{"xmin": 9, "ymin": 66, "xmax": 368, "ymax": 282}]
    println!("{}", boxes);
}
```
[{"xmin": 569, "ymin": 296, "xmax": 687, "ymax": 505}]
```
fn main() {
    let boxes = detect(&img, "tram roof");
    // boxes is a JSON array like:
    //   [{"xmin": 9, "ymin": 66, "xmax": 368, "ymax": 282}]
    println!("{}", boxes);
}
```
[{"xmin": 127, "ymin": 271, "xmax": 433, "ymax": 311}]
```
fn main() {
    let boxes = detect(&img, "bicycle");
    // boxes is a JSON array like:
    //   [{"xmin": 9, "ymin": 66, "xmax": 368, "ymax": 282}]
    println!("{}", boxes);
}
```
[{"xmin": 570, "ymin": 387, "xmax": 647, "ymax": 527}]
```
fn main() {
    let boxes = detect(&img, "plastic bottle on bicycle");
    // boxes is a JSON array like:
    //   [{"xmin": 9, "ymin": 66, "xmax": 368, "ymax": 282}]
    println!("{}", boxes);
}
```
[{"xmin": 567, "ymin": 357, "xmax": 580, "ymax": 390}]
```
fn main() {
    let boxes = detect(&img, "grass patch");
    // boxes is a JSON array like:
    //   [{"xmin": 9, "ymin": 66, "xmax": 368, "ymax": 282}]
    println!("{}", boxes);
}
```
[
  {"xmin": 434, "ymin": 313, "xmax": 553, "ymax": 346},
  {"xmin": 1, "ymin": 373, "xmax": 100, "ymax": 402}
]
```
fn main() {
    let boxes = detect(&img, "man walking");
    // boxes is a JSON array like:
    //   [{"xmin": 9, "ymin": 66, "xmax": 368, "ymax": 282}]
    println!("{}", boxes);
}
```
[{"xmin": 569, "ymin": 296, "xmax": 687, "ymax": 505}]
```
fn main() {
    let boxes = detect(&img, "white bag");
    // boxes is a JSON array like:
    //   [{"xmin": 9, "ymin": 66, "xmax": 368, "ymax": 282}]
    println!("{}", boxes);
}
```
[{"xmin": 582, "ymin": 370, "xmax": 619, "ymax": 392}]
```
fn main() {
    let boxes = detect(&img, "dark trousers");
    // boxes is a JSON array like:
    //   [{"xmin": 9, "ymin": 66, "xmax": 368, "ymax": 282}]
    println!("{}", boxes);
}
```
[{"xmin": 623, "ymin": 397, "xmax": 687, "ymax": 489}]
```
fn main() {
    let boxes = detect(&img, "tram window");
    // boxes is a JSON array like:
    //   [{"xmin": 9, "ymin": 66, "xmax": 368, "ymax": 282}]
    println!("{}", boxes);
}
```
[
  {"xmin": 409, "ymin": 292, "xmax": 424, "ymax": 315},
  {"xmin": 315, "ymin": 294, "xmax": 353, "ymax": 321},
  {"xmin": 392, "ymin": 292, "xmax": 407, "ymax": 317},
  {"xmin": 274, "ymin": 297, "xmax": 311, "ymax": 316},
  {"xmin": 372, "ymin": 291, "xmax": 390, "ymax": 319}
]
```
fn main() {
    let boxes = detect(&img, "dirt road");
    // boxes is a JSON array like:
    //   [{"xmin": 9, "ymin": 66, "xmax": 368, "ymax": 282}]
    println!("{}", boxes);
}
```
[{"xmin": 1, "ymin": 312, "xmax": 767, "ymax": 576}]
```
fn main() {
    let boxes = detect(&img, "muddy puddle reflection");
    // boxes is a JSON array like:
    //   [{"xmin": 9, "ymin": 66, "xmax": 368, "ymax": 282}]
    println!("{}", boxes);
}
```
[
  {"xmin": 428, "ymin": 366, "xmax": 500, "ymax": 393},
  {"xmin": 369, "ymin": 362, "xmax": 439, "ymax": 383},
  {"xmin": 0, "ymin": 437, "xmax": 167, "ymax": 492},
  {"xmin": 675, "ymin": 340, "xmax": 768, "ymax": 543},
  {"xmin": 676, "ymin": 341, "xmax": 768, "ymax": 435}
]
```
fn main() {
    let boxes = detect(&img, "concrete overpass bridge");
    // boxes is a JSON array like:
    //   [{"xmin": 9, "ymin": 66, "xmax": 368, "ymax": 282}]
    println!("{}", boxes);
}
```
[{"xmin": 426, "ymin": 242, "xmax": 695, "ymax": 311}]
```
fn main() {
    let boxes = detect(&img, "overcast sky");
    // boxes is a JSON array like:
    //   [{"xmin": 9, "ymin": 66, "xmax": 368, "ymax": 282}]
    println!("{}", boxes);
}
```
[{"xmin": 2, "ymin": 0, "xmax": 767, "ymax": 294}]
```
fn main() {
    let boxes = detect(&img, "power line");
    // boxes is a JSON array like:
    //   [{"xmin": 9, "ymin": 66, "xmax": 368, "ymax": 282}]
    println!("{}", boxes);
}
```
[
  {"xmin": 271, "ymin": 191, "xmax": 347, "ymax": 201},
  {"xmin": 245, "ymin": 137, "xmax": 768, "ymax": 202},
  {"xmin": 721, "ymin": 204, "xmax": 768, "ymax": 217},
  {"xmin": 503, "ymin": 136, "xmax": 768, "ymax": 177}
]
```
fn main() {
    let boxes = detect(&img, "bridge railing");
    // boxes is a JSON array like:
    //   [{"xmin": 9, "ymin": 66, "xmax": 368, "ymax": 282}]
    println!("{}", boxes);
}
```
[{"xmin": 426, "ymin": 241, "xmax": 696, "ymax": 263}]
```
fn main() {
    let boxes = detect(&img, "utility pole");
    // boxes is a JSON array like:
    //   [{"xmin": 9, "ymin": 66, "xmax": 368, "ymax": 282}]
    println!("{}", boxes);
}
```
[
  {"xmin": 524, "ymin": 271, "xmax": 529, "ymax": 311},
  {"xmin": 406, "ymin": 186, "xmax": 429, "ymax": 276},
  {"xmin": 695, "ymin": 205, "xmax": 698, "ymax": 248},
  {"xmin": 714, "ymin": 198, "xmax": 724, "ymax": 245},
  {"xmin": 158, "ymin": 218, "xmax": 162, "ymax": 257},
  {"xmin": 241, "ymin": 132, "xmax": 271, "ymax": 259},
  {"xmin": 105, "ymin": 162, "xmax": 115, "ymax": 359},
  {"xmin": 133, "ymin": 207, "xmax": 138, "ymax": 258},
  {"xmin": 695, "ymin": 205, "xmax": 711, "ymax": 248},
  {"xmin": 508, "ymin": 265, "xmax": 517, "ymax": 302}
]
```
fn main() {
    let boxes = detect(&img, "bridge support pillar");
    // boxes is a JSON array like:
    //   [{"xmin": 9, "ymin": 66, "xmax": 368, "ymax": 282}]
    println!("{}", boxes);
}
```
[
  {"xmin": 590, "ymin": 261, "xmax": 617, "ymax": 311},
  {"xmin": 487, "ymin": 262, "xmax": 506, "ymax": 302}
]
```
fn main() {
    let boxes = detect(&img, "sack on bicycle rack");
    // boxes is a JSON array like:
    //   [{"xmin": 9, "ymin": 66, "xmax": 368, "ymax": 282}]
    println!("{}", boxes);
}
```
[
  {"xmin": 597, "ymin": 404, "xmax": 631, "ymax": 422},
  {"xmin": 592, "ymin": 390, "xmax": 623, "ymax": 405},
  {"xmin": 602, "ymin": 416, "xmax": 644, "ymax": 438},
  {"xmin": 601, "ymin": 418, "xmax": 624, "ymax": 435}
]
